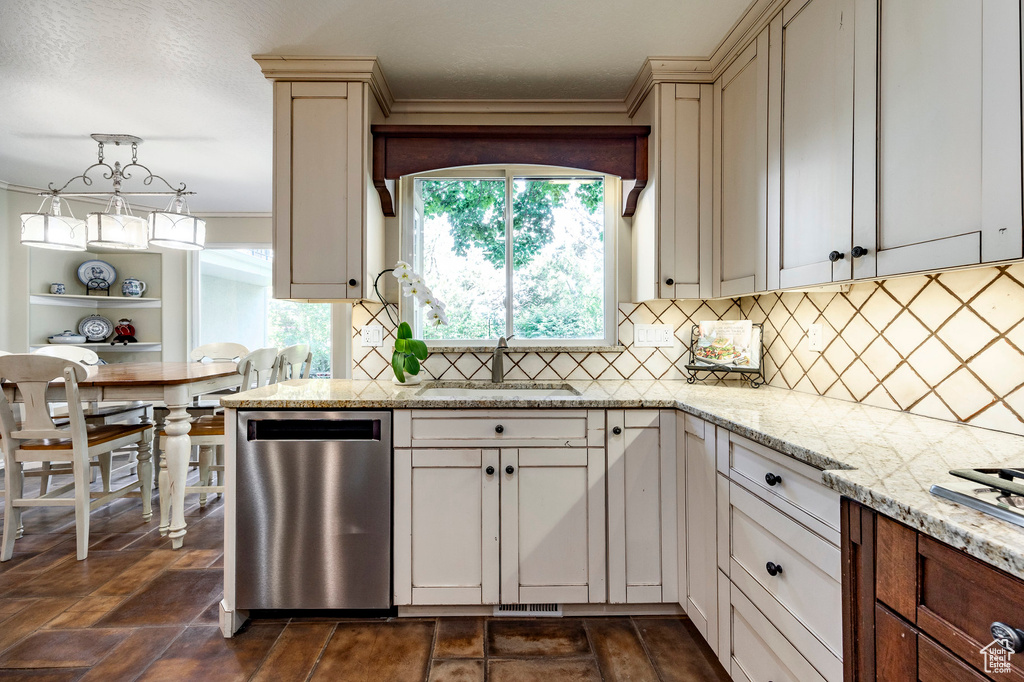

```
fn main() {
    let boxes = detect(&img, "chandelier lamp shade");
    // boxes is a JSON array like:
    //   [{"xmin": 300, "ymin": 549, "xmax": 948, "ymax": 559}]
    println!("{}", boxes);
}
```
[
  {"xmin": 19, "ymin": 195, "xmax": 87, "ymax": 251},
  {"xmin": 20, "ymin": 134, "xmax": 205, "ymax": 251}
]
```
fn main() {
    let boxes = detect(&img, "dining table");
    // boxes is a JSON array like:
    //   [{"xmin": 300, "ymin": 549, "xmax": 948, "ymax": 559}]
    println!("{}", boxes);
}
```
[{"xmin": 3, "ymin": 361, "xmax": 241, "ymax": 549}]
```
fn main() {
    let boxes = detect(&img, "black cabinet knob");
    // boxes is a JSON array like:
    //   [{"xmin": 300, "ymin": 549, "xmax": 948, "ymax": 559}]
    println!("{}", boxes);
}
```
[
  {"xmin": 612, "ymin": 426, "xmax": 622, "ymax": 435},
  {"xmin": 665, "ymin": 278, "xmax": 674, "ymax": 286},
  {"xmin": 485, "ymin": 466, "xmax": 495, "ymax": 475},
  {"xmin": 494, "ymin": 424, "xmax": 504, "ymax": 434},
  {"xmin": 851, "ymin": 245, "xmax": 869, "ymax": 258},
  {"xmin": 505, "ymin": 465, "xmax": 515, "ymax": 475},
  {"xmin": 765, "ymin": 472, "xmax": 782, "ymax": 487},
  {"xmin": 991, "ymin": 622, "xmax": 1024, "ymax": 654},
  {"xmin": 348, "ymin": 278, "xmax": 358, "ymax": 286},
  {"xmin": 766, "ymin": 561, "xmax": 783, "ymax": 577},
  {"xmin": 828, "ymin": 251, "xmax": 844, "ymax": 262}
]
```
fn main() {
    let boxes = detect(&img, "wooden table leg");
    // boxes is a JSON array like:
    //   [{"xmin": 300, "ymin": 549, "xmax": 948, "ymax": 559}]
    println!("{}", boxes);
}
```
[{"xmin": 160, "ymin": 400, "xmax": 191, "ymax": 549}]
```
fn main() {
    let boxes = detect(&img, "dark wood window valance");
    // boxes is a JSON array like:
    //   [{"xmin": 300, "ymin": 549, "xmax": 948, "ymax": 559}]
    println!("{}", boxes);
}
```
[{"xmin": 371, "ymin": 125, "xmax": 650, "ymax": 218}]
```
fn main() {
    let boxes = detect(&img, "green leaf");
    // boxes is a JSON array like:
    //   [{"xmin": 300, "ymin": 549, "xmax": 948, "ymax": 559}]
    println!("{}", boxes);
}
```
[
  {"xmin": 397, "ymin": 321, "xmax": 413, "ymax": 340},
  {"xmin": 391, "ymin": 352, "xmax": 406, "ymax": 382},
  {"xmin": 404, "ymin": 355, "xmax": 420, "ymax": 376},
  {"xmin": 394, "ymin": 338, "xmax": 407, "ymax": 353},
  {"xmin": 407, "ymin": 339, "xmax": 428, "ymax": 361}
]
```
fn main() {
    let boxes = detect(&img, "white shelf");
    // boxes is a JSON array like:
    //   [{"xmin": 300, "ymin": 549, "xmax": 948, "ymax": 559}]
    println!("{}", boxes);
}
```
[
  {"xmin": 30, "ymin": 342, "xmax": 163, "ymax": 353},
  {"xmin": 30, "ymin": 294, "xmax": 161, "ymax": 309}
]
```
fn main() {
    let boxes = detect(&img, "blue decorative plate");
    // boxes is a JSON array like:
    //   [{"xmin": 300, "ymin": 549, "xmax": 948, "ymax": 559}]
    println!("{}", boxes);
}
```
[
  {"xmin": 76, "ymin": 260, "xmax": 117, "ymax": 288},
  {"xmin": 78, "ymin": 314, "xmax": 114, "ymax": 342}
]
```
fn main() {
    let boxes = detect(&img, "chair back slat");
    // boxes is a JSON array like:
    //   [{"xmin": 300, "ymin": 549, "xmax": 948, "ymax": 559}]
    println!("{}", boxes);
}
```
[
  {"xmin": 32, "ymin": 346, "xmax": 100, "ymax": 365},
  {"xmin": 0, "ymin": 355, "xmax": 88, "ymax": 442},
  {"xmin": 238, "ymin": 348, "xmax": 280, "ymax": 390},
  {"xmin": 190, "ymin": 343, "xmax": 250, "ymax": 363},
  {"xmin": 273, "ymin": 344, "xmax": 312, "ymax": 382}
]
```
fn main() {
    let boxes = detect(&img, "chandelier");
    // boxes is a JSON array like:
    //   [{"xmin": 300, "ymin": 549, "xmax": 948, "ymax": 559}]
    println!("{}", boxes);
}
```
[{"xmin": 20, "ymin": 134, "xmax": 206, "ymax": 251}]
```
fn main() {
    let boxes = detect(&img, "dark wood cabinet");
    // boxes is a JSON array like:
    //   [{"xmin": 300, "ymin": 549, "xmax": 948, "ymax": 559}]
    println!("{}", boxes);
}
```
[{"xmin": 842, "ymin": 498, "xmax": 1024, "ymax": 682}]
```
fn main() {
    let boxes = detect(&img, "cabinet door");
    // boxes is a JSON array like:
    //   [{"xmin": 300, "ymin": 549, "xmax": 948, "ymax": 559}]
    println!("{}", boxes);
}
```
[
  {"xmin": 607, "ymin": 410, "xmax": 677, "ymax": 604},
  {"xmin": 681, "ymin": 415, "xmax": 719, "ymax": 649},
  {"xmin": 768, "ymin": 0, "xmax": 855, "ymax": 289},
  {"xmin": 273, "ymin": 81, "xmax": 378, "ymax": 300},
  {"xmin": 632, "ymin": 83, "xmax": 713, "ymax": 301},
  {"xmin": 713, "ymin": 31, "xmax": 770, "ymax": 298},
  {"xmin": 852, "ymin": 0, "xmax": 1023, "ymax": 278},
  {"xmin": 394, "ymin": 448, "xmax": 499, "ymax": 605},
  {"xmin": 500, "ymin": 447, "xmax": 605, "ymax": 604}
]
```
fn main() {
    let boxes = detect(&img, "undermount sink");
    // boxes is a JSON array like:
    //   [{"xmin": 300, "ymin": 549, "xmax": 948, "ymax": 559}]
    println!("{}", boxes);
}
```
[{"xmin": 416, "ymin": 383, "xmax": 581, "ymax": 398}]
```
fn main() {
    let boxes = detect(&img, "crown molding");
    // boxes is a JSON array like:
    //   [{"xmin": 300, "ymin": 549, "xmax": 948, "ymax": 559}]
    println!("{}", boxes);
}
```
[
  {"xmin": 253, "ymin": 55, "xmax": 395, "ymax": 116},
  {"xmin": 624, "ymin": 57, "xmax": 716, "ymax": 116},
  {"xmin": 388, "ymin": 99, "xmax": 628, "ymax": 115}
]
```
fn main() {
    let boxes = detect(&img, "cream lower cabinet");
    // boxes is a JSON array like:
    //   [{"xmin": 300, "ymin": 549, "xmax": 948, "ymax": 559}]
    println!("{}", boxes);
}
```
[
  {"xmin": 606, "ymin": 410, "xmax": 677, "ymax": 604},
  {"xmin": 393, "ymin": 410, "xmax": 606, "ymax": 607}
]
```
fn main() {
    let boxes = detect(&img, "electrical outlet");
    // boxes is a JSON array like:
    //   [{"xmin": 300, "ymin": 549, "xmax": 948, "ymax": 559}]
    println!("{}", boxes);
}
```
[
  {"xmin": 808, "ymin": 323, "xmax": 824, "ymax": 352},
  {"xmin": 634, "ymin": 324, "xmax": 674, "ymax": 348},
  {"xmin": 361, "ymin": 325, "xmax": 383, "ymax": 347}
]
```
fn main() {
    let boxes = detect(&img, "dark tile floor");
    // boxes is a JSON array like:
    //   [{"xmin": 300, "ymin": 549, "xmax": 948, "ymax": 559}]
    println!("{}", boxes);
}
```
[{"xmin": 0, "ymin": 464, "xmax": 731, "ymax": 681}]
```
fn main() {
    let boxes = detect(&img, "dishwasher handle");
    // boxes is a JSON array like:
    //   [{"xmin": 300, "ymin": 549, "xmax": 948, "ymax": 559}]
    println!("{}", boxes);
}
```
[{"xmin": 247, "ymin": 418, "xmax": 382, "ymax": 441}]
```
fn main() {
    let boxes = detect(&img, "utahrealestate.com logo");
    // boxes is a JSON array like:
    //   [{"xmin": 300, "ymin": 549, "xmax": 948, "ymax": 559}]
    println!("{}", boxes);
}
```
[{"xmin": 981, "ymin": 639, "xmax": 1014, "ymax": 675}]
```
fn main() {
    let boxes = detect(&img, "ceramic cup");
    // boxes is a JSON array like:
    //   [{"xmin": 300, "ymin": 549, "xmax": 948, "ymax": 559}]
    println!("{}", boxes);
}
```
[{"xmin": 49, "ymin": 283, "xmax": 66, "ymax": 295}]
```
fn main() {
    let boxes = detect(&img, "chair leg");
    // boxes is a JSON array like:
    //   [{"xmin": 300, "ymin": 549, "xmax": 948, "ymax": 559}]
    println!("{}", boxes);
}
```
[
  {"xmin": 39, "ymin": 461, "xmax": 51, "ymax": 496},
  {"xmin": 137, "ymin": 429, "xmax": 154, "ymax": 522},
  {"xmin": 73, "ymin": 458, "xmax": 91, "ymax": 561},
  {"xmin": 215, "ymin": 446, "xmax": 224, "ymax": 497},
  {"xmin": 2, "ymin": 462, "xmax": 24, "ymax": 561},
  {"xmin": 198, "ymin": 445, "xmax": 214, "ymax": 507},
  {"xmin": 98, "ymin": 453, "xmax": 112, "ymax": 493}
]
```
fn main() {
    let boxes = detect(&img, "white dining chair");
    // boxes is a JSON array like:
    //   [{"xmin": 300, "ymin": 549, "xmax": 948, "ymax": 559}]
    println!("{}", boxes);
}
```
[
  {"xmin": 0, "ymin": 354, "xmax": 154, "ymax": 561},
  {"xmin": 272, "ymin": 344, "xmax": 313, "ymax": 382},
  {"xmin": 156, "ymin": 347, "xmax": 279, "ymax": 510},
  {"xmin": 189, "ymin": 343, "xmax": 250, "ymax": 363},
  {"xmin": 30, "ymin": 346, "xmax": 153, "ymax": 494}
]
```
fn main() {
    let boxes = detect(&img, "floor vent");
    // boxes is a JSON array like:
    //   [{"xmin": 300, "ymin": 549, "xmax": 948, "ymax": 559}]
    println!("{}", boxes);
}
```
[{"xmin": 493, "ymin": 603, "xmax": 562, "ymax": 617}]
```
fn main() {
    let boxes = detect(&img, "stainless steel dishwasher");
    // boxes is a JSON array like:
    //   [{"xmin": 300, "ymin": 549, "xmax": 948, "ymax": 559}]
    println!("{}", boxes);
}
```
[{"xmin": 235, "ymin": 410, "xmax": 391, "ymax": 610}]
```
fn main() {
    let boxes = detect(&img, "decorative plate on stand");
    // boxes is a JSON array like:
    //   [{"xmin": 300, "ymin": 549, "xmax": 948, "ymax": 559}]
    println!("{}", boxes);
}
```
[
  {"xmin": 78, "ymin": 314, "xmax": 114, "ymax": 342},
  {"xmin": 76, "ymin": 260, "xmax": 117, "ymax": 288}
]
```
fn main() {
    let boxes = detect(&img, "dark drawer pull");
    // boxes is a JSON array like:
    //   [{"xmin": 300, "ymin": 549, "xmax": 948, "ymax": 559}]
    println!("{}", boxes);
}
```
[
  {"xmin": 665, "ymin": 278, "xmax": 674, "ymax": 286},
  {"xmin": 494, "ymin": 424, "xmax": 504, "ymax": 434},
  {"xmin": 828, "ymin": 251, "xmax": 844, "ymax": 262},
  {"xmin": 765, "ymin": 472, "xmax": 782, "ymax": 487},
  {"xmin": 851, "ymin": 245, "xmax": 869, "ymax": 258},
  {"xmin": 348, "ymin": 278, "xmax": 358, "ymax": 286},
  {"xmin": 505, "ymin": 465, "xmax": 515, "ymax": 475},
  {"xmin": 991, "ymin": 622, "xmax": 1024, "ymax": 654},
  {"xmin": 766, "ymin": 561, "xmax": 783, "ymax": 577},
  {"xmin": 612, "ymin": 426, "xmax": 622, "ymax": 435},
  {"xmin": 485, "ymin": 466, "xmax": 495, "ymax": 475}
]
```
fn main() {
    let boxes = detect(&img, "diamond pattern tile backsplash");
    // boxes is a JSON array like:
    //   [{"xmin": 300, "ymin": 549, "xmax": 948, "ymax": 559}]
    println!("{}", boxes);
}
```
[{"xmin": 352, "ymin": 263, "xmax": 1024, "ymax": 436}]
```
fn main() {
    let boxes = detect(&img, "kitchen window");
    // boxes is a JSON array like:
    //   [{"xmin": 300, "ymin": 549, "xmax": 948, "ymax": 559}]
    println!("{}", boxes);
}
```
[
  {"xmin": 192, "ymin": 248, "xmax": 332, "ymax": 376},
  {"xmin": 401, "ymin": 166, "xmax": 617, "ymax": 345}
]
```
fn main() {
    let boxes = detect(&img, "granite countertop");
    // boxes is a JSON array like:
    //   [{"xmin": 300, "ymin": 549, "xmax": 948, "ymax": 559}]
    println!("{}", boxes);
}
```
[{"xmin": 222, "ymin": 378, "xmax": 1024, "ymax": 580}]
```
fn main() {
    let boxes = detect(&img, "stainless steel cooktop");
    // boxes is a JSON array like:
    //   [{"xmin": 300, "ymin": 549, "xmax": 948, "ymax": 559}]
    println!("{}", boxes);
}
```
[{"xmin": 931, "ymin": 468, "xmax": 1024, "ymax": 528}]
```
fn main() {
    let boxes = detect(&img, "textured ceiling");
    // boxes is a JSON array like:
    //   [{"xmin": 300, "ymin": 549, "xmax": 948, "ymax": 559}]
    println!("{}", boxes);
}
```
[{"xmin": 0, "ymin": 0, "xmax": 751, "ymax": 213}]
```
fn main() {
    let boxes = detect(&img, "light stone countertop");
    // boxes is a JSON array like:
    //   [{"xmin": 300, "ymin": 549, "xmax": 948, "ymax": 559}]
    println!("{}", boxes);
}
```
[{"xmin": 222, "ymin": 378, "xmax": 1024, "ymax": 579}]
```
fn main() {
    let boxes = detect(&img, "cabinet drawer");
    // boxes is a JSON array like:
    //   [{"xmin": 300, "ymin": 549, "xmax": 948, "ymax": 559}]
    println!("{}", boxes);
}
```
[
  {"xmin": 916, "ymin": 535, "xmax": 1024, "ymax": 680},
  {"xmin": 409, "ymin": 410, "xmax": 592, "ymax": 447},
  {"xmin": 730, "ymin": 482, "xmax": 843, "ymax": 680},
  {"xmin": 730, "ymin": 584, "xmax": 827, "ymax": 682},
  {"xmin": 728, "ymin": 432, "xmax": 840, "ymax": 542}
]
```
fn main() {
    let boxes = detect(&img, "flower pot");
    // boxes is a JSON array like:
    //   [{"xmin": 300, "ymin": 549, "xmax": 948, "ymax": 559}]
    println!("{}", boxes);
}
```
[{"xmin": 392, "ymin": 373, "xmax": 423, "ymax": 386}]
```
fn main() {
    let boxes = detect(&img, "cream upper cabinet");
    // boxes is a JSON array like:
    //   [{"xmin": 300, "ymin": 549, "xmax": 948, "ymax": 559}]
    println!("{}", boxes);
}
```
[
  {"xmin": 272, "ymin": 81, "xmax": 385, "ymax": 300},
  {"xmin": 713, "ymin": 31, "xmax": 770, "ymax": 298},
  {"xmin": 852, "ymin": 0, "xmax": 1023, "ymax": 278},
  {"xmin": 606, "ymin": 410, "xmax": 678, "ymax": 604},
  {"xmin": 768, "ymin": 0, "xmax": 855, "ymax": 289},
  {"xmin": 632, "ymin": 83, "xmax": 714, "ymax": 301}
]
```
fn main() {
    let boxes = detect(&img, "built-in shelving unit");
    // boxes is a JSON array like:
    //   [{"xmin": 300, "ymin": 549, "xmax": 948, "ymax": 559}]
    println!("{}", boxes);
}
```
[{"xmin": 29, "ymin": 342, "xmax": 163, "ymax": 353}]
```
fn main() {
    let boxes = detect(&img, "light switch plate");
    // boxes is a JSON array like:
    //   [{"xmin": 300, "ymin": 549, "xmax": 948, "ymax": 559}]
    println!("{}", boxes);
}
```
[
  {"xmin": 361, "ymin": 325, "xmax": 383, "ymax": 347},
  {"xmin": 808, "ymin": 323, "xmax": 823, "ymax": 352},
  {"xmin": 634, "ymin": 324, "xmax": 674, "ymax": 348}
]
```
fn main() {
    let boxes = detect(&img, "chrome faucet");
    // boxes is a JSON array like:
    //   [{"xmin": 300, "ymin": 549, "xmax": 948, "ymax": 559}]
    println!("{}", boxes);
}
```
[{"xmin": 491, "ymin": 335, "xmax": 514, "ymax": 383}]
